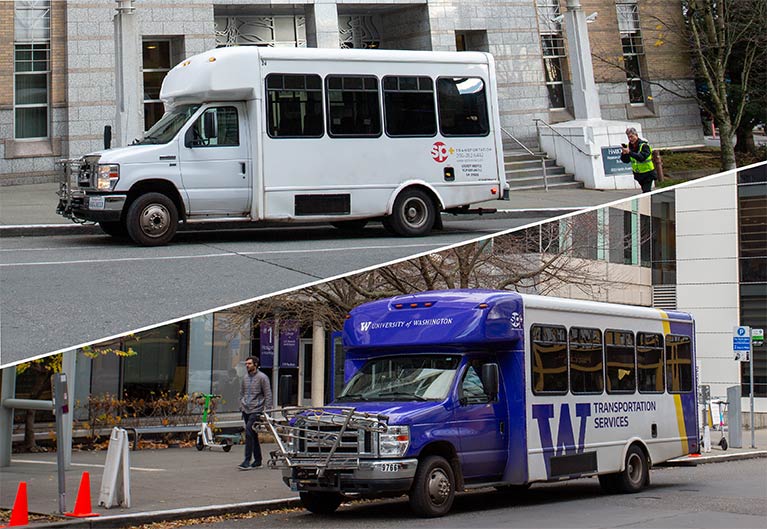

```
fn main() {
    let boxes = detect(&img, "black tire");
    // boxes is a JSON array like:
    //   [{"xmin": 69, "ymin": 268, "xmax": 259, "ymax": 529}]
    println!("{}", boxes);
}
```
[
  {"xmin": 617, "ymin": 445, "xmax": 649, "ymax": 493},
  {"xmin": 195, "ymin": 435, "xmax": 204, "ymax": 451},
  {"xmin": 99, "ymin": 221, "xmax": 128, "ymax": 238},
  {"xmin": 299, "ymin": 491, "xmax": 343, "ymax": 515},
  {"xmin": 330, "ymin": 219, "xmax": 368, "ymax": 232},
  {"xmin": 125, "ymin": 192, "xmax": 178, "ymax": 246},
  {"xmin": 387, "ymin": 188, "xmax": 437, "ymax": 237},
  {"xmin": 719, "ymin": 437, "xmax": 728, "ymax": 450},
  {"xmin": 408, "ymin": 455, "xmax": 455, "ymax": 518}
]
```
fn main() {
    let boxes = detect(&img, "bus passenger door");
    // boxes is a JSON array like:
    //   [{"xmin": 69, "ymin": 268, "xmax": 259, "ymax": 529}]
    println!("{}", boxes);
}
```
[
  {"xmin": 179, "ymin": 104, "xmax": 251, "ymax": 216},
  {"xmin": 453, "ymin": 359, "xmax": 508, "ymax": 481}
]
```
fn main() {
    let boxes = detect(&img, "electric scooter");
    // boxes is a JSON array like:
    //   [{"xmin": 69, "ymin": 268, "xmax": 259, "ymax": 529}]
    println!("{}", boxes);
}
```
[{"xmin": 193, "ymin": 393, "xmax": 233, "ymax": 452}]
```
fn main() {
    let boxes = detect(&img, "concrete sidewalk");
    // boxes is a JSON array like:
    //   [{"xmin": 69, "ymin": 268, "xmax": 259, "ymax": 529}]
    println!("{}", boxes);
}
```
[
  {"xmin": 0, "ymin": 181, "xmax": 640, "ymax": 237},
  {"xmin": 2, "ymin": 429, "xmax": 765, "ymax": 528}
]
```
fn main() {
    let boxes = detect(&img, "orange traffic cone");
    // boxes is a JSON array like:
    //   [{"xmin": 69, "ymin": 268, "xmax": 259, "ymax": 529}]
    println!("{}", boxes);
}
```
[
  {"xmin": 0, "ymin": 482, "xmax": 28, "ymax": 527},
  {"xmin": 64, "ymin": 472, "xmax": 100, "ymax": 518}
]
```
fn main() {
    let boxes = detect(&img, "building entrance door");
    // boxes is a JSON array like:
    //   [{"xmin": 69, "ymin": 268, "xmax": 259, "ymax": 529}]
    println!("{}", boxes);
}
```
[{"xmin": 298, "ymin": 339, "xmax": 313, "ymax": 406}]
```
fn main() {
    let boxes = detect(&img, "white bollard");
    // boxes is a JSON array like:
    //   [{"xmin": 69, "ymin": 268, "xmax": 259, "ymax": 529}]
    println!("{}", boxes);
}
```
[{"xmin": 703, "ymin": 425, "xmax": 712, "ymax": 453}]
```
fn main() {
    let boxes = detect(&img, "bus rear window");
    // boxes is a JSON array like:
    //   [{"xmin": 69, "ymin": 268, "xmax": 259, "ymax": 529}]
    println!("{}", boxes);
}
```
[
  {"xmin": 666, "ymin": 334, "xmax": 693, "ymax": 393},
  {"xmin": 531, "ymin": 325, "xmax": 568, "ymax": 395},
  {"xmin": 437, "ymin": 77, "xmax": 489, "ymax": 137}
]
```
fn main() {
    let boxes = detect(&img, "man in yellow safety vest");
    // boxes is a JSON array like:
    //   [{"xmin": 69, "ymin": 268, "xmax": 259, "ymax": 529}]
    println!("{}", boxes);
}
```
[{"xmin": 620, "ymin": 127, "xmax": 657, "ymax": 193}]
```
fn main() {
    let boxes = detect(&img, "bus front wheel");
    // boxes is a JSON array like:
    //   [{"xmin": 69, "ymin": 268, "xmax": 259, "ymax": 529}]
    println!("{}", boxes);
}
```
[
  {"xmin": 409, "ymin": 455, "xmax": 455, "ymax": 517},
  {"xmin": 387, "ymin": 188, "xmax": 436, "ymax": 237},
  {"xmin": 125, "ymin": 192, "xmax": 178, "ymax": 246}
]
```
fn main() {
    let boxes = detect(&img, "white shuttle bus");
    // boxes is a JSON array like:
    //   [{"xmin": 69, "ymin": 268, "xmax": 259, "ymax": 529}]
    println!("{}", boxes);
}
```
[{"xmin": 57, "ymin": 47, "xmax": 508, "ymax": 245}]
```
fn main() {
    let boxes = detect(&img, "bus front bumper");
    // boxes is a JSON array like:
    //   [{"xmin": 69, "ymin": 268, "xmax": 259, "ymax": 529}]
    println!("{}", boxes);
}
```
[{"xmin": 282, "ymin": 458, "xmax": 418, "ymax": 495}]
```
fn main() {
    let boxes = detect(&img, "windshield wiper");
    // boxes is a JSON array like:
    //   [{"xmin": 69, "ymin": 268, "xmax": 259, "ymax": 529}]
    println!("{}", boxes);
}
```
[
  {"xmin": 337, "ymin": 392, "xmax": 369, "ymax": 401},
  {"xmin": 377, "ymin": 391, "xmax": 426, "ymax": 401}
]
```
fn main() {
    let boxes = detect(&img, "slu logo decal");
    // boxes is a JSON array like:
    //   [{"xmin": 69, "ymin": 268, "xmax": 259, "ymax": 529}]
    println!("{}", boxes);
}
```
[
  {"xmin": 532, "ymin": 403, "xmax": 591, "ymax": 478},
  {"xmin": 509, "ymin": 312, "xmax": 522, "ymax": 328}
]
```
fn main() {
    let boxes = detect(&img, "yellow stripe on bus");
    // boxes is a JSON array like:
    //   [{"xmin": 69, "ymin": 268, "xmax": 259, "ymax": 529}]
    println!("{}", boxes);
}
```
[
  {"xmin": 658, "ymin": 310, "xmax": 686, "ymax": 451},
  {"xmin": 673, "ymin": 394, "xmax": 687, "ymax": 452}
]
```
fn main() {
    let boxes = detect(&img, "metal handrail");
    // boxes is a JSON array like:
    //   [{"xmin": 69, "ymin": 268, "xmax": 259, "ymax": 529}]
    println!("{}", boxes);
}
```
[
  {"xmin": 500, "ymin": 127, "xmax": 549, "ymax": 191},
  {"xmin": 533, "ymin": 118, "xmax": 598, "ymax": 158}
]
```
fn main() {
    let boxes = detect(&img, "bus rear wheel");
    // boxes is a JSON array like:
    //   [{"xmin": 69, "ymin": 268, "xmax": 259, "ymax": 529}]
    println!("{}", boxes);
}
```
[
  {"xmin": 299, "ymin": 491, "xmax": 343, "ymax": 514},
  {"xmin": 409, "ymin": 455, "xmax": 455, "ymax": 517},
  {"xmin": 387, "ymin": 188, "xmax": 436, "ymax": 237},
  {"xmin": 600, "ymin": 445, "xmax": 649, "ymax": 494}
]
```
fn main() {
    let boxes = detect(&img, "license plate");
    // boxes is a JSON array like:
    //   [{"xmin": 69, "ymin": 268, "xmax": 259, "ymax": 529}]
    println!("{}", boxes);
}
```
[
  {"xmin": 89, "ymin": 196, "xmax": 105, "ymax": 210},
  {"xmin": 380, "ymin": 463, "xmax": 401, "ymax": 473}
]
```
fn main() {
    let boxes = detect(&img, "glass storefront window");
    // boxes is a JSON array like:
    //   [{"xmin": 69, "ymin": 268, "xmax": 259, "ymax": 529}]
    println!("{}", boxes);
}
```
[{"xmin": 212, "ymin": 313, "xmax": 252, "ymax": 412}]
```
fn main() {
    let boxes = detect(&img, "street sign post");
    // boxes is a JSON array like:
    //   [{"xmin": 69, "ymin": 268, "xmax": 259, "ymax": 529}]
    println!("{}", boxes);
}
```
[{"xmin": 733, "ymin": 326, "xmax": 756, "ymax": 448}]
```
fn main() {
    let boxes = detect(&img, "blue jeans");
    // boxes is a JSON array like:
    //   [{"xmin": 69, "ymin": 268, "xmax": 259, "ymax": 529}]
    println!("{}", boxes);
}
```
[{"xmin": 242, "ymin": 412, "xmax": 262, "ymax": 465}]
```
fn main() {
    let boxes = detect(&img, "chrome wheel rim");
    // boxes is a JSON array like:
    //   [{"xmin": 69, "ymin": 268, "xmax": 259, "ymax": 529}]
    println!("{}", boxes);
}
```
[
  {"xmin": 140, "ymin": 203, "xmax": 171, "ymax": 238},
  {"xmin": 426, "ymin": 468, "xmax": 451, "ymax": 506},
  {"xmin": 402, "ymin": 196, "xmax": 429, "ymax": 229},
  {"xmin": 626, "ymin": 452, "xmax": 643, "ymax": 485}
]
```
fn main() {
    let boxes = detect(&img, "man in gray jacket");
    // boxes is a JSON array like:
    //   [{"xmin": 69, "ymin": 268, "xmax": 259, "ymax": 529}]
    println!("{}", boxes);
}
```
[{"xmin": 238, "ymin": 355, "xmax": 272, "ymax": 470}]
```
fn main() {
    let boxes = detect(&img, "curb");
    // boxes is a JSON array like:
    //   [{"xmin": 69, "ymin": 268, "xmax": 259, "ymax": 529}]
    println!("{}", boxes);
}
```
[
  {"xmin": 0, "ymin": 209, "xmax": 581, "ymax": 239},
  {"xmin": 661, "ymin": 450, "xmax": 767, "ymax": 467},
  {"xmin": 28, "ymin": 497, "xmax": 301, "ymax": 529}
]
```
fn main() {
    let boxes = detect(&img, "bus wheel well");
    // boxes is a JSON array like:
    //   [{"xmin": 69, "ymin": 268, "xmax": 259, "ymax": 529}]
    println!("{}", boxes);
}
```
[
  {"xmin": 127, "ymin": 180, "xmax": 186, "ymax": 220},
  {"xmin": 417, "ymin": 442, "xmax": 463, "ymax": 490},
  {"xmin": 398, "ymin": 184, "xmax": 442, "ymax": 213},
  {"xmin": 628, "ymin": 440, "xmax": 652, "ymax": 469}
]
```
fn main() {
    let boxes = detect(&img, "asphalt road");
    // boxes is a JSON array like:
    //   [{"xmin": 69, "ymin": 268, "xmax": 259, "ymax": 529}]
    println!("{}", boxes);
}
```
[
  {"xmin": 0, "ymin": 216, "xmax": 548, "ymax": 366},
  {"xmin": 185, "ymin": 458, "xmax": 767, "ymax": 529}
]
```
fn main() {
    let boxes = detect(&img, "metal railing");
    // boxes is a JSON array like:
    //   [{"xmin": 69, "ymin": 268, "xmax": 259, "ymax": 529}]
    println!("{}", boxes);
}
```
[
  {"xmin": 533, "ymin": 118, "xmax": 599, "ymax": 159},
  {"xmin": 500, "ymin": 126, "xmax": 549, "ymax": 191}
]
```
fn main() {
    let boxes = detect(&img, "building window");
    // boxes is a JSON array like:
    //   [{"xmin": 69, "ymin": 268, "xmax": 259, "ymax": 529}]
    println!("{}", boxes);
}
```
[
  {"xmin": 651, "ymin": 192, "xmax": 676, "ymax": 284},
  {"xmin": 14, "ymin": 1, "xmax": 51, "ymax": 139},
  {"xmin": 616, "ymin": 1, "xmax": 650, "ymax": 105},
  {"xmin": 536, "ymin": 0, "xmax": 568, "ymax": 109},
  {"xmin": 142, "ymin": 40, "xmax": 172, "ymax": 131},
  {"xmin": 738, "ymin": 166, "xmax": 767, "ymax": 397}
]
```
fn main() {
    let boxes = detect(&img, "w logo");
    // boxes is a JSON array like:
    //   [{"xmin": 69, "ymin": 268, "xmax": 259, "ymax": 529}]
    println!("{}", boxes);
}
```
[{"xmin": 360, "ymin": 321, "xmax": 372, "ymax": 332}]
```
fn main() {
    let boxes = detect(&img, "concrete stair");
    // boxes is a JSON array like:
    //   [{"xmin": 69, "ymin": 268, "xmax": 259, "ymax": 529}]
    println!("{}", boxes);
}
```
[{"xmin": 504, "ymin": 149, "xmax": 584, "ymax": 191}]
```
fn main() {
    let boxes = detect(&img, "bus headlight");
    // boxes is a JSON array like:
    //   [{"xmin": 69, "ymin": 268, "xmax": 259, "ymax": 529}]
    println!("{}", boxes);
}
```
[
  {"xmin": 97, "ymin": 164, "xmax": 120, "ymax": 190},
  {"xmin": 379, "ymin": 425, "xmax": 410, "ymax": 457}
]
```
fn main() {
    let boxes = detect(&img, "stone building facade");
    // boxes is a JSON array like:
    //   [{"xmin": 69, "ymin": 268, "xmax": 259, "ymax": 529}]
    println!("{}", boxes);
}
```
[{"xmin": 0, "ymin": 0, "xmax": 703, "ymax": 185}]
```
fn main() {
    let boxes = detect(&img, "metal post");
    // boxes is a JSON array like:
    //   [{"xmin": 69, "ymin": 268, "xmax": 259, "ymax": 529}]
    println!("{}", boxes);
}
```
[
  {"xmin": 750, "ymin": 335, "xmax": 755, "ymax": 448},
  {"xmin": 272, "ymin": 318, "xmax": 280, "ymax": 408},
  {"xmin": 0, "ymin": 367, "xmax": 16, "ymax": 468},
  {"xmin": 62, "ymin": 350, "xmax": 76, "ymax": 469}
]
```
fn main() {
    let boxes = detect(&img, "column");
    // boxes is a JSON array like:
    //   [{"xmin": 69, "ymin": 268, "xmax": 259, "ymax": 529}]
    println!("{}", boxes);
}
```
[
  {"xmin": 306, "ymin": 1, "xmax": 339, "ymax": 48},
  {"xmin": 563, "ymin": 0, "xmax": 601, "ymax": 120}
]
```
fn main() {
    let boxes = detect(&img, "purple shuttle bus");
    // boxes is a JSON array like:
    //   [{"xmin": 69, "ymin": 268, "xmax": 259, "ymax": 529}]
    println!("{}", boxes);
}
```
[{"xmin": 265, "ymin": 289, "xmax": 698, "ymax": 517}]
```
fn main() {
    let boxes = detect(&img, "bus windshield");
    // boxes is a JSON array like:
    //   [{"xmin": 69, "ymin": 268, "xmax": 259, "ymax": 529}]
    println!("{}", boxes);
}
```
[
  {"xmin": 337, "ymin": 354, "xmax": 460, "ymax": 402},
  {"xmin": 133, "ymin": 104, "xmax": 200, "ymax": 145}
]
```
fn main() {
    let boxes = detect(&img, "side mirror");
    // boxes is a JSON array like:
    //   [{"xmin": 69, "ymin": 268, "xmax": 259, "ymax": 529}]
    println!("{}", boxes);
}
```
[
  {"xmin": 481, "ymin": 363, "xmax": 499, "ymax": 400},
  {"xmin": 203, "ymin": 111, "xmax": 218, "ymax": 140}
]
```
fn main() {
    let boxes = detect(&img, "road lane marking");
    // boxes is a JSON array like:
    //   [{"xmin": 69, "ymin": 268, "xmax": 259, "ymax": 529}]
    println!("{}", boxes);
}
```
[{"xmin": 0, "ymin": 243, "xmax": 445, "ymax": 267}]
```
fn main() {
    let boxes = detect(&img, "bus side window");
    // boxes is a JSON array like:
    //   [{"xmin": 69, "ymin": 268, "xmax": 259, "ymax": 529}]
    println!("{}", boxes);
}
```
[
  {"xmin": 383, "ymin": 76, "xmax": 437, "ymax": 137},
  {"xmin": 265, "ymin": 74, "xmax": 324, "ymax": 138},
  {"xmin": 666, "ymin": 334, "xmax": 693, "ymax": 393},
  {"xmin": 605, "ymin": 330, "xmax": 636, "ymax": 394},
  {"xmin": 531, "ymin": 324, "xmax": 568, "ymax": 395},
  {"xmin": 569, "ymin": 327, "xmax": 603, "ymax": 394},
  {"xmin": 436, "ymin": 77, "xmax": 489, "ymax": 137},
  {"xmin": 460, "ymin": 361, "xmax": 489, "ymax": 404},
  {"xmin": 637, "ymin": 332, "xmax": 664, "ymax": 393},
  {"xmin": 326, "ymin": 75, "xmax": 381, "ymax": 137}
]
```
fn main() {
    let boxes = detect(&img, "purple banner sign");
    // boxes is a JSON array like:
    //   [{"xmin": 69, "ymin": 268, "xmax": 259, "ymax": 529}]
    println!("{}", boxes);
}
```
[
  {"xmin": 280, "ymin": 320, "xmax": 300, "ymax": 368},
  {"xmin": 259, "ymin": 320, "xmax": 275, "ymax": 367}
]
